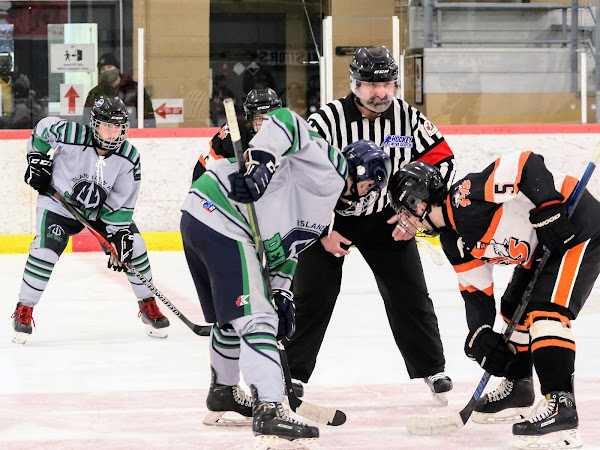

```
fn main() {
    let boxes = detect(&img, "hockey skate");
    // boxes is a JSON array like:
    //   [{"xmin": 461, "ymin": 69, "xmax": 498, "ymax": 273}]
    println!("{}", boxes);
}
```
[
  {"xmin": 424, "ymin": 372, "xmax": 453, "ymax": 406},
  {"xmin": 512, "ymin": 391, "xmax": 582, "ymax": 449},
  {"xmin": 203, "ymin": 366, "xmax": 253, "ymax": 426},
  {"xmin": 137, "ymin": 298, "xmax": 169, "ymax": 338},
  {"xmin": 251, "ymin": 384, "xmax": 320, "ymax": 450},
  {"xmin": 11, "ymin": 302, "xmax": 34, "ymax": 344},
  {"xmin": 472, "ymin": 376, "xmax": 535, "ymax": 424}
]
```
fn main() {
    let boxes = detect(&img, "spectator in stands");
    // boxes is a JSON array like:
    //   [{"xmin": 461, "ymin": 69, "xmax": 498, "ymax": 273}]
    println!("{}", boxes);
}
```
[{"xmin": 84, "ymin": 53, "xmax": 156, "ymax": 128}]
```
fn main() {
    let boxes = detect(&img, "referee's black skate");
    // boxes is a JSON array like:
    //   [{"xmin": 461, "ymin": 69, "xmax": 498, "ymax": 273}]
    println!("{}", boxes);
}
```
[
  {"xmin": 203, "ymin": 366, "xmax": 253, "ymax": 426},
  {"xmin": 251, "ymin": 384, "xmax": 319, "ymax": 450},
  {"xmin": 137, "ymin": 297, "xmax": 169, "ymax": 338},
  {"xmin": 11, "ymin": 302, "xmax": 34, "ymax": 344},
  {"xmin": 512, "ymin": 391, "xmax": 582, "ymax": 449},
  {"xmin": 473, "ymin": 376, "xmax": 535, "ymax": 424},
  {"xmin": 424, "ymin": 371, "xmax": 453, "ymax": 405}
]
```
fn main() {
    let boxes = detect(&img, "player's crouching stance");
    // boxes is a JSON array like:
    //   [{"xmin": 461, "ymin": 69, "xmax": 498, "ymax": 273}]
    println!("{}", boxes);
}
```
[
  {"xmin": 13, "ymin": 96, "xmax": 169, "ymax": 344},
  {"xmin": 388, "ymin": 152, "xmax": 600, "ymax": 449},
  {"xmin": 181, "ymin": 107, "xmax": 390, "ymax": 449}
]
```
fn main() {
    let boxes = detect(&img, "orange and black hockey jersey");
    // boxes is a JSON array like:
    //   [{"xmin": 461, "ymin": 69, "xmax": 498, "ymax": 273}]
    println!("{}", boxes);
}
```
[
  {"xmin": 192, "ymin": 120, "xmax": 256, "ymax": 182},
  {"xmin": 438, "ymin": 151, "xmax": 594, "ymax": 332}
]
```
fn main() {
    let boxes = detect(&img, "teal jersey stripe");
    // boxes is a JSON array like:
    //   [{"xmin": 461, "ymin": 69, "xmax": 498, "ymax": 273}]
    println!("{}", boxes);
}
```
[
  {"xmin": 99, "ymin": 207, "xmax": 134, "ymax": 225},
  {"xmin": 32, "ymin": 135, "xmax": 51, "ymax": 154},
  {"xmin": 194, "ymin": 175, "xmax": 247, "ymax": 225},
  {"xmin": 237, "ymin": 241, "xmax": 252, "ymax": 316}
]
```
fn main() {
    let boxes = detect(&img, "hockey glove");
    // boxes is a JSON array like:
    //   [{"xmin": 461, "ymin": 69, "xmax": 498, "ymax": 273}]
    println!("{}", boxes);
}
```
[
  {"xmin": 529, "ymin": 202, "xmax": 579, "ymax": 255},
  {"xmin": 465, "ymin": 324, "xmax": 517, "ymax": 377},
  {"xmin": 24, "ymin": 152, "xmax": 53, "ymax": 193},
  {"xmin": 228, "ymin": 147, "xmax": 277, "ymax": 203},
  {"xmin": 273, "ymin": 288, "xmax": 295, "ymax": 341},
  {"xmin": 107, "ymin": 228, "xmax": 134, "ymax": 272}
]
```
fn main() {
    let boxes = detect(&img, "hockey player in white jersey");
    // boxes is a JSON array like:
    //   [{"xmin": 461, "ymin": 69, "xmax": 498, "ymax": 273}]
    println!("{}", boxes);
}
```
[
  {"xmin": 12, "ymin": 96, "xmax": 169, "ymax": 344},
  {"xmin": 180, "ymin": 107, "xmax": 390, "ymax": 448}
]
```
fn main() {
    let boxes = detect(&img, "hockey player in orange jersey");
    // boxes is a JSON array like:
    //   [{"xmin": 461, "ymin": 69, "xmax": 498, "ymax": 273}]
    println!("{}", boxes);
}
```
[{"xmin": 387, "ymin": 151, "xmax": 600, "ymax": 449}]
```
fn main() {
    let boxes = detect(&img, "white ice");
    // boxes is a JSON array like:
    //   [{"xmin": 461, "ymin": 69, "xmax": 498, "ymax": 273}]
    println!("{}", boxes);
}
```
[{"xmin": 1, "ymin": 247, "xmax": 599, "ymax": 449}]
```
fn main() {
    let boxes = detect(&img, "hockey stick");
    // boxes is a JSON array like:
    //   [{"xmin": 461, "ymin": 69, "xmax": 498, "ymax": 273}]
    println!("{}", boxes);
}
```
[
  {"xmin": 223, "ymin": 98, "xmax": 347, "ymax": 426},
  {"xmin": 407, "ymin": 145, "xmax": 600, "ymax": 435},
  {"xmin": 416, "ymin": 236, "xmax": 445, "ymax": 266},
  {"xmin": 46, "ymin": 186, "xmax": 211, "ymax": 337}
]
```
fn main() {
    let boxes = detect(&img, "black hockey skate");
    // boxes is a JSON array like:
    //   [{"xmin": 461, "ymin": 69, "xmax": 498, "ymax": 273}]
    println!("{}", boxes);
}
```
[
  {"xmin": 291, "ymin": 379, "xmax": 304, "ymax": 398},
  {"xmin": 137, "ymin": 297, "xmax": 169, "ymax": 338},
  {"xmin": 11, "ymin": 302, "xmax": 35, "ymax": 345},
  {"xmin": 424, "ymin": 372, "xmax": 453, "ymax": 405},
  {"xmin": 251, "ymin": 384, "xmax": 319, "ymax": 450},
  {"xmin": 512, "ymin": 391, "xmax": 582, "ymax": 449},
  {"xmin": 203, "ymin": 366, "xmax": 253, "ymax": 426},
  {"xmin": 473, "ymin": 376, "xmax": 535, "ymax": 424}
]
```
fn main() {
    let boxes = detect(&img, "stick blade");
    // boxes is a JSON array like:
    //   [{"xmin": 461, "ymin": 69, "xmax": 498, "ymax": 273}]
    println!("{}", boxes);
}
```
[
  {"xmin": 295, "ymin": 401, "xmax": 347, "ymax": 426},
  {"xmin": 406, "ymin": 412, "xmax": 465, "ymax": 435}
]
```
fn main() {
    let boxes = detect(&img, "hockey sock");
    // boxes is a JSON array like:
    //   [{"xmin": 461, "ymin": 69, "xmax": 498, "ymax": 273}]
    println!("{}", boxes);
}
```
[
  {"xmin": 126, "ymin": 234, "xmax": 154, "ymax": 298},
  {"xmin": 19, "ymin": 248, "xmax": 59, "ymax": 304},
  {"xmin": 528, "ymin": 311, "xmax": 576, "ymax": 394},
  {"xmin": 500, "ymin": 315, "xmax": 533, "ymax": 380},
  {"xmin": 210, "ymin": 324, "xmax": 241, "ymax": 386}
]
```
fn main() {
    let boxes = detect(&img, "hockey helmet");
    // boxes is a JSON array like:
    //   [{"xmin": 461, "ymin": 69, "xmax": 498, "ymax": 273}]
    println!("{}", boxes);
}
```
[
  {"xmin": 336, "ymin": 140, "xmax": 392, "ymax": 216},
  {"xmin": 90, "ymin": 96, "xmax": 130, "ymax": 152},
  {"xmin": 349, "ymin": 46, "xmax": 398, "ymax": 83},
  {"xmin": 244, "ymin": 88, "xmax": 282, "ymax": 122},
  {"xmin": 388, "ymin": 161, "xmax": 447, "ymax": 214}
]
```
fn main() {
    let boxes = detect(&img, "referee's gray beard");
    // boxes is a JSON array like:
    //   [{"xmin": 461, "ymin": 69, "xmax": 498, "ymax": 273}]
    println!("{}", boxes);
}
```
[{"xmin": 363, "ymin": 96, "xmax": 392, "ymax": 113}]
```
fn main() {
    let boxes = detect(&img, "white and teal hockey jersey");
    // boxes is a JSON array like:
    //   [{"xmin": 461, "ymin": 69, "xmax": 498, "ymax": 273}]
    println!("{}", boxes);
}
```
[
  {"xmin": 181, "ymin": 108, "xmax": 348, "ymax": 290},
  {"xmin": 28, "ymin": 117, "xmax": 141, "ymax": 234}
]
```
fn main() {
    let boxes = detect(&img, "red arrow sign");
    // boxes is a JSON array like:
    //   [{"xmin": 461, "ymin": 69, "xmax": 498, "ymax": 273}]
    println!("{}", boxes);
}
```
[
  {"xmin": 64, "ymin": 86, "xmax": 80, "ymax": 114},
  {"xmin": 155, "ymin": 102, "xmax": 183, "ymax": 119}
]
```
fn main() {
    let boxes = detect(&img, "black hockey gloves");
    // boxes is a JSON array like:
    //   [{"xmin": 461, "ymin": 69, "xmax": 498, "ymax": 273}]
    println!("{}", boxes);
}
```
[
  {"xmin": 228, "ymin": 147, "xmax": 277, "ymax": 203},
  {"xmin": 529, "ymin": 201, "xmax": 578, "ymax": 255},
  {"xmin": 24, "ymin": 152, "xmax": 53, "ymax": 193},
  {"xmin": 465, "ymin": 324, "xmax": 517, "ymax": 377},
  {"xmin": 107, "ymin": 228, "xmax": 134, "ymax": 272},
  {"xmin": 273, "ymin": 288, "xmax": 295, "ymax": 341}
]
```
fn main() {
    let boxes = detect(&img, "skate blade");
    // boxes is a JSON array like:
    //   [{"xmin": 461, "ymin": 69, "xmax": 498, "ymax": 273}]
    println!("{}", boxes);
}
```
[
  {"xmin": 252, "ymin": 435, "xmax": 319, "ymax": 450},
  {"xmin": 472, "ymin": 407, "xmax": 533, "ymax": 424},
  {"xmin": 202, "ymin": 411, "xmax": 251, "ymax": 427},
  {"xmin": 512, "ymin": 428, "xmax": 582, "ymax": 449},
  {"xmin": 145, "ymin": 324, "xmax": 168, "ymax": 339},
  {"xmin": 431, "ymin": 391, "xmax": 448, "ymax": 406},
  {"xmin": 12, "ymin": 331, "xmax": 30, "ymax": 345}
]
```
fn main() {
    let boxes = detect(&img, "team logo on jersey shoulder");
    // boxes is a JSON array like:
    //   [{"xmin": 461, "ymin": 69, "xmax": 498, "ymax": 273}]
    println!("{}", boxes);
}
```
[
  {"xmin": 423, "ymin": 120, "xmax": 438, "ymax": 137},
  {"xmin": 452, "ymin": 180, "xmax": 472, "ymax": 207},
  {"xmin": 218, "ymin": 124, "xmax": 230, "ymax": 140},
  {"xmin": 381, "ymin": 135, "xmax": 413, "ymax": 148},
  {"xmin": 480, "ymin": 237, "xmax": 531, "ymax": 265}
]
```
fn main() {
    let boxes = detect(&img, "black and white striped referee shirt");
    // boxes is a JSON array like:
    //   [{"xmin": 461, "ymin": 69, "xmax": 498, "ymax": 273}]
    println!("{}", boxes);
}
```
[{"xmin": 308, "ymin": 93, "xmax": 456, "ymax": 216}]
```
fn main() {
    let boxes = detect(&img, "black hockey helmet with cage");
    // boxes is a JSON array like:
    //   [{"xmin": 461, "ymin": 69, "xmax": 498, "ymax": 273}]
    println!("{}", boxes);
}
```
[
  {"xmin": 90, "ymin": 96, "xmax": 130, "ymax": 152},
  {"xmin": 336, "ymin": 140, "xmax": 392, "ymax": 216},
  {"xmin": 388, "ymin": 161, "xmax": 447, "ymax": 215},
  {"xmin": 349, "ymin": 46, "xmax": 398, "ymax": 83},
  {"xmin": 243, "ymin": 88, "xmax": 282, "ymax": 122}
]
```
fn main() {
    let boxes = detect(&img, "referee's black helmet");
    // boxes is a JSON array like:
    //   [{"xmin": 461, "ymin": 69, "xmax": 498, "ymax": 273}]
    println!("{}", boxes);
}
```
[{"xmin": 349, "ymin": 46, "xmax": 398, "ymax": 83}]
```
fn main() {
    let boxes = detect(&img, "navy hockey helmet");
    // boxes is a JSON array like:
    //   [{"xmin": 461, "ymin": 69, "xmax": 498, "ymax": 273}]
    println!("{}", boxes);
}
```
[
  {"xmin": 244, "ymin": 88, "xmax": 282, "ymax": 122},
  {"xmin": 90, "ymin": 96, "xmax": 130, "ymax": 152},
  {"xmin": 349, "ymin": 46, "xmax": 398, "ymax": 83},
  {"xmin": 389, "ymin": 161, "xmax": 447, "ymax": 214},
  {"xmin": 336, "ymin": 140, "xmax": 392, "ymax": 216}
]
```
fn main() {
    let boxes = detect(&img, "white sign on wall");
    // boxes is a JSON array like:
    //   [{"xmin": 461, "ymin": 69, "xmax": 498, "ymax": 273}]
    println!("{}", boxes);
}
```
[
  {"xmin": 50, "ymin": 44, "xmax": 95, "ymax": 73},
  {"xmin": 59, "ymin": 84, "xmax": 84, "ymax": 116},
  {"xmin": 152, "ymin": 98, "xmax": 184, "ymax": 123}
]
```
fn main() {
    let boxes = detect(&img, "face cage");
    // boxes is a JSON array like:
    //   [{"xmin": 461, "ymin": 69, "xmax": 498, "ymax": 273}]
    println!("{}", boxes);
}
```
[
  {"xmin": 336, "ymin": 190, "xmax": 381, "ymax": 216},
  {"xmin": 91, "ymin": 117, "xmax": 130, "ymax": 151},
  {"xmin": 393, "ymin": 205, "xmax": 440, "ymax": 238}
]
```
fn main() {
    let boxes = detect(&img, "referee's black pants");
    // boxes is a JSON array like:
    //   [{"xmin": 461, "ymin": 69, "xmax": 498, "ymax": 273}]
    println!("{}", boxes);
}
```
[{"xmin": 285, "ymin": 208, "xmax": 446, "ymax": 382}]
